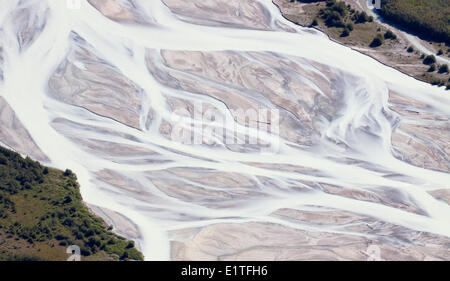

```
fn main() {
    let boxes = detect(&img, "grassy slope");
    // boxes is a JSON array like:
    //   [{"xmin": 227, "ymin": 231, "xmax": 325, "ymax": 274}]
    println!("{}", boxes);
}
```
[
  {"xmin": 0, "ymin": 146, "xmax": 143, "ymax": 261},
  {"xmin": 380, "ymin": 0, "xmax": 450, "ymax": 44}
]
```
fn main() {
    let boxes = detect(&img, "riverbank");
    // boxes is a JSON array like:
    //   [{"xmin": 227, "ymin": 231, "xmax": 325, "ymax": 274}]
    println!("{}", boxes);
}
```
[{"xmin": 273, "ymin": 0, "xmax": 450, "ymax": 90}]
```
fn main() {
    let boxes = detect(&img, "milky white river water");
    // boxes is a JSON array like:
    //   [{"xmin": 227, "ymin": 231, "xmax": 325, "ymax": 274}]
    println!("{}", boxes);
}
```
[{"xmin": 0, "ymin": 0, "xmax": 449, "ymax": 260}]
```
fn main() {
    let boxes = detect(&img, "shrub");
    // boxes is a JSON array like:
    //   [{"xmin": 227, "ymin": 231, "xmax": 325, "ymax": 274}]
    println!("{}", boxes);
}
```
[
  {"xmin": 311, "ymin": 18, "xmax": 318, "ymax": 26},
  {"xmin": 0, "ymin": 156, "xmax": 7, "ymax": 165},
  {"xmin": 84, "ymin": 229, "xmax": 94, "ymax": 237},
  {"xmin": 341, "ymin": 28, "xmax": 350, "ymax": 37},
  {"xmin": 423, "ymin": 55, "xmax": 436, "ymax": 65},
  {"xmin": 55, "ymin": 235, "xmax": 67, "ymax": 241},
  {"xmin": 126, "ymin": 241, "xmax": 135, "ymax": 249},
  {"xmin": 326, "ymin": 0, "xmax": 336, "ymax": 7},
  {"xmin": 120, "ymin": 251, "xmax": 129, "ymax": 260},
  {"xmin": 370, "ymin": 34, "xmax": 384, "ymax": 47},
  {"xmin": 355, "ymin": 11, "xmax": 370, "ymax": 23},
  {"xmin": 80, "ymin": 248, "xmax": 91, "ymax": 256},
  {"xmin": 320, "ymin": 1, "xmax": 350, "ymax": 28},
  {"xmin": 63, "ymin": 196, "xmax": 72, "ymax": 204},
  {"xmin": 24, "ymin": 182, "xmax": 32, "ymax": 190},
  {"xmin": 428, "ymin": 64, "xmax": 436, "ymax": 72},
  {"xmin": 331, "ymin": 1, "xmax": 347, "ymax": 16},
  {"xmin": 438, "ymin": 64, "xmax": 449, "ymax": 73},
  {"xmin": 323, "ymin": 10, "xmax": 345, "ymax": 27},
  {"xmin": 407, "ymin": 46, "xmax": 414, "ymax": 53},
  {"xmin": 431, "ymin": 79, "xmax": 445, "ymax": 86},
  {"xmin": 384, "ymin": 30, "xmax": 397, "ymax": 40}
]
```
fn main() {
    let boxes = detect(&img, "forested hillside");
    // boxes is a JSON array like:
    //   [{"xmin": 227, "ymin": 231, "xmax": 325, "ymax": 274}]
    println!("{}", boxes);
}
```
[
  {"xmin": 0, "ymin": 146, "xmax": 143, "ymax": 261},
  {"xmin": 380, "ymin": 0, "xmax": 449, "ymax": 43}
]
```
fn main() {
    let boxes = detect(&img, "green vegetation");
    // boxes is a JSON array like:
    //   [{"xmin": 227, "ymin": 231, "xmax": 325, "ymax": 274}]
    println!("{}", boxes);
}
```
[
  {"xmin": 439, "ymin": 64, "xmax": 449, "ymax": 73},
  {"xmin": 316, "ymin": 0, "xmax": 382, "ymax": 42},
  {"xmin": 353, "ymin": 11, "xmax": 373, "ymax": 24},
  {"xmin": 283, "ymin": 0, "xmax": 449, "ymax": 89},
  {"xmin": 428, "ymin": 64, "xmax": 436, "ymax": 72},
  {"xmin": 319, "ymin": 0, "xmax": 348, "ymax": 28},
  {"xmin": 0, "ymin": 146, "xmax": 143, "ymax": 261},
  {"xmin": 370, "ymin": 34, "xmax": 384, "ymax": 47},
  {"xmin": 341, "ymin": 28, "xmax": 350, "ymax": 37},
  {"xmin": 431, "ymin": 78, "xmax": 446, "ymax": 86},
  {"xmin": 423, "ymin": 54, "xmax": 436, "ymax": 65},
  {"xmin": 346, "ymin": 23, "xmax": 354, "ymax": 31},
  {"xmin": 379, "ymin": 0, "xmax": 450, "ymax": 44},
  {"xmin": 384, "ymin": 30, "xmax": 397, "ymax": 40}
]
